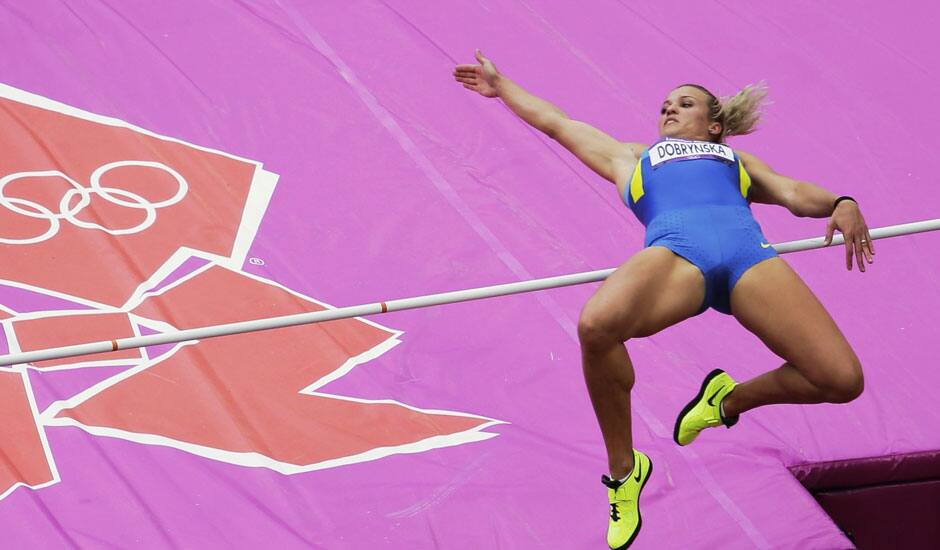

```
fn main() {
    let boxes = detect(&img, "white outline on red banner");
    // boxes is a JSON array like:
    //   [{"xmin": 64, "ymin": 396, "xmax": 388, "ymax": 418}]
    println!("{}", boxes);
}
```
[
  {"xmin": 0, "ymin": 82, "xmax": 504, "ymax": 502},
  {"xmin": 38, "ymin": 251, "xmax": 504, "ymax": 475},
  {"xmin": 0, "ymin": 82, "xmax": 278, "ymax": 272},
  {"xmin": 3, "ymin": 309, "xmax": 146, "ymax": 372},
  {"xmin": 0, "ymin": 366, "xmax": 61, "ymax": 502}
]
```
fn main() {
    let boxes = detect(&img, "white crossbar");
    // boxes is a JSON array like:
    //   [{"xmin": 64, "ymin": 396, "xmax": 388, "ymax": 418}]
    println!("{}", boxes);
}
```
[{"xmin": 1, "ymin": 218, "xmax": 937, "ymax": 367}]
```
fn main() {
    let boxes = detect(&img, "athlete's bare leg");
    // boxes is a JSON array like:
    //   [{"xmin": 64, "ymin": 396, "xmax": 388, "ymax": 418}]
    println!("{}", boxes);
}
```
[
  {"xmin": 721, "ymin": 258, "xmax": 863, "ymax": 418},
  {"xmin": 579, "ymin": 247, "xmax": 705, "ymax": 479}
]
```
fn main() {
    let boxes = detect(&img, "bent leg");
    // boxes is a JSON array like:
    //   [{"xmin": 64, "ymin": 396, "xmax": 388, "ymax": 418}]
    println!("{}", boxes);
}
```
[
  {"xmin": 722, "ymin": 258, "xmax": 863, "ymax": 417},
  {"xmin": 579, "ymin": 247, "xmax": 705, "ymax": 478}
]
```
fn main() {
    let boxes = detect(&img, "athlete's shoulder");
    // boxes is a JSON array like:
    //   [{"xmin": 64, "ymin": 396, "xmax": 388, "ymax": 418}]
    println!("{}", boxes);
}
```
[
  {"xmin": 612, "ymin": 143, "xmax": 647, "ymax": 194},
  {"xmin": 621, "ymin": 142, "xmax": 648, "ymax": 160},
  {"xmin": 613, "ymin": 142, "xmax": 647, "ymax": 174},
  {"xmin": 734, "ymin": 149, "xmax": 772, "ymax": 174},
  {"xmin": 734, "ymin": 148, "xmax": 755, "ymax": 161}
]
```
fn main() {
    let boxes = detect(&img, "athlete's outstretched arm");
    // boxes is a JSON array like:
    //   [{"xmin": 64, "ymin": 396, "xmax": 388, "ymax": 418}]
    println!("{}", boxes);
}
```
[
  {"xmin": 738, "ymin": 150, "xmax": 874, "ymax": 271},
  {"xmin": 454, "ymin": 50, "xmax": 641, "ymax": 187}
]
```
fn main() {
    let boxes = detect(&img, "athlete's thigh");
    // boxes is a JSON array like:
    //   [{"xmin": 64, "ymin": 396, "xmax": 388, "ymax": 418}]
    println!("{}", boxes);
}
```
[
  {"xmin": 582, "ymin": 246, "xmax": 705, "ymax": 340},
  {"xmin": 730, "ymin": 258, "xmax": 858, "ymax": 376}
]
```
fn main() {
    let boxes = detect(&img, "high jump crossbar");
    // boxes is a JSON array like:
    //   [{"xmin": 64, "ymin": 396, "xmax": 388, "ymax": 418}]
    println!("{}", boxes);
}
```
[{"xmin": 1, "ymin": 218, "xmax": 938, "ymax": 367}]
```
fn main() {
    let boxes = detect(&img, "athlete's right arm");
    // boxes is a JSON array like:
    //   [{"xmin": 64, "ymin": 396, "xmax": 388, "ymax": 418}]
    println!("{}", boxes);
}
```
[{"xmin": 454, "ymin": 50, "xmax": 640, "ymax": 187}]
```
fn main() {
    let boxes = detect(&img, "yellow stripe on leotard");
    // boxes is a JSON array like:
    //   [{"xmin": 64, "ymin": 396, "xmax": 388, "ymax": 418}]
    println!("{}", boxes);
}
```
[
  {"xmin": 629, "ymin": 160, "xmax": 644, "ymax": 203},
  {"xmin": 738, "ymin": 160, "xmax": 751, "ymax": 199}
]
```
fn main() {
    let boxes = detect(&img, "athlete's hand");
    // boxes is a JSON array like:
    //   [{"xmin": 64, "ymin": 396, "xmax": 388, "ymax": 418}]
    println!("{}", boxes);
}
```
[
  {"xmin": 453, "ymin": 50, "xmax": 500, "ymax": 98},
  {"xmin": 825, "ymin": 200, "xmax": 874, "ymax": 272}
]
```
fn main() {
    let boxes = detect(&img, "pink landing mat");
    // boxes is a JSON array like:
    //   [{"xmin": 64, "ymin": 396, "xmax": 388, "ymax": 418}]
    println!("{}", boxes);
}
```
[{"xmin": 0, "ymin": 1, "xmax": 938, "ymax": 548}]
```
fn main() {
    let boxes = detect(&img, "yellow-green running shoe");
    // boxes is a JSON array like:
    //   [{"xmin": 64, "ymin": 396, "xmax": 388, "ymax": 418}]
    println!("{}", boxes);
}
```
[
  {"xmin": 673, "ymin": 369, "xmax": 739, "ymax": 446},
  {"xmin": 601, "ymin": 449, "xmax": 652, "ymax": 549}
]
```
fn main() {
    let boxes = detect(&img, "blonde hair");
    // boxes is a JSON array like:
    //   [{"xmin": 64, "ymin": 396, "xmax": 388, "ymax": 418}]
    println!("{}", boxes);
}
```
[{"xmin": 680, "ymin": 82, "xmax": 769, "ymax": 142}]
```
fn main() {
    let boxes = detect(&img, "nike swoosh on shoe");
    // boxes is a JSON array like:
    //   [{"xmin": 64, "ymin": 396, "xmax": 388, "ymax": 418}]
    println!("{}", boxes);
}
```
[{"xmin": 706, "ymin": 387, "xmax": 724, "ymax": 407}]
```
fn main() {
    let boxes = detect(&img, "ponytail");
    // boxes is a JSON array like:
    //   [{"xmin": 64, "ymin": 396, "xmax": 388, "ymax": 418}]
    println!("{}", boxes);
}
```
[
  {"xmin": 679, "ymin": 82, "xmax": 769, "ymax": 142},
  {"xmin": 718, "ymin": 82, "xmax": 768, "ymax": 139}
]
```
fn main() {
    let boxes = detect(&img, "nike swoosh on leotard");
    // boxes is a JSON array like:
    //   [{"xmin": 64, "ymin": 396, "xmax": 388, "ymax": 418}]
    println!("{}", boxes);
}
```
[
  {"xmin": 706, "ymin": 387, "xmax": 724, "ymax": 407},
  {"xmin": 760, "ymin": 242, "xmax": 772, "ymax": 248}
]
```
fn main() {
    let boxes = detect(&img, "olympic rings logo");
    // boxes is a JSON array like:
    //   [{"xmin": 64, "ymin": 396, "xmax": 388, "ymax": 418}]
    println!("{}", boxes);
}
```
[{"xmin": 0, "ymin": 161, "xmax": 188, "ymax": 245}]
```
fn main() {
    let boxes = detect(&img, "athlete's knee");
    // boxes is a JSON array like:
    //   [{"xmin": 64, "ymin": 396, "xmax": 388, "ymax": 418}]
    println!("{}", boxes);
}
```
[
  {"xmin": 578, "ymin": 311, "xmax": 617, "ymax": 350},
  {"xmin": 578, "ymin": 306, "xmax": 631, "ymax": 351},
  {"xmin": 820, "ymin": 357, "xmax": 864, "ymax": 403}
]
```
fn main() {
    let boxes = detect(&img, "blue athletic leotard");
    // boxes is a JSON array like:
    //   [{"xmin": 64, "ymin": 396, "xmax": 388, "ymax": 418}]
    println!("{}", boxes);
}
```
[{"xmin": 623, "ymin": 138, "xmax": 777, "ymax": 314}]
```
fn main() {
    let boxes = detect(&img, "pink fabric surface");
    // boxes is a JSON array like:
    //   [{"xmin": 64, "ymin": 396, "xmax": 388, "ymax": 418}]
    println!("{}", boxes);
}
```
[{"xmin": 0, "ymin": 1, "xmax": 937, "ymax": 547}]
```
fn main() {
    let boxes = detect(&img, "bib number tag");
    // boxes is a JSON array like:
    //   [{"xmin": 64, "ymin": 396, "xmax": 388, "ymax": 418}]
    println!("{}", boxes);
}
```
[{"xmin": 649, "ymin": 140, "xmax": 735, "ymax": 167}]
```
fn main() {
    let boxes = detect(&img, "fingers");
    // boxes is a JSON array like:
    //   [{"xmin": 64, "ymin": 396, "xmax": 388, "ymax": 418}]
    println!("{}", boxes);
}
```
[
  {"xmin": 853, "ymin": 236, "xmax": 865, "ymax": 272},
  {"xmin": 843, "ymin": 230, "xmax": 874, "ymax": 273},
  {"xmin": 842, "ymin": 231, "xmax": 867, "ymax": 272},
  {"xmin": 455, "ymin": 50, "xmax": 493, "ymax": 88},
  {"xmin": 454, "ymin": 64, "xmax": 482, "ymax": 83},
  {"xmin": 831, "ymin": 213, "xmax": 875, "ymax": 272},
  {"xmin": 860, "ymin": 232, "xmax": 874, "ymax": 267},
  {"xmin": 474, "ymin": 49, "xmax": 498, "ymax": 74},
  {"xmin": 454, "ymin": 64, "xmax": 481, "ymax": 91}
]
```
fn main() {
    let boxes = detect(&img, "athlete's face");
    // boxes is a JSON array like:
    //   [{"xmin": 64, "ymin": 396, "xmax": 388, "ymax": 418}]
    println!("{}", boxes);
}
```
[{"xmin": 659, "ymin": 86, "xmax": 722, "ymax": 142}]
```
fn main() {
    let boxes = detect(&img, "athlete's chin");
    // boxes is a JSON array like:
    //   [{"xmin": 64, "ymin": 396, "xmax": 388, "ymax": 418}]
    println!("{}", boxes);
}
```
[{"xmin": 660, "ymin": 127, "xmax": 685, "ymax": 140}]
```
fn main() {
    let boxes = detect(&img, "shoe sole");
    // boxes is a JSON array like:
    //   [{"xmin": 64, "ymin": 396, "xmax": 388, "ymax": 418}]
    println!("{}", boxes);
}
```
[
  {"xmin": 612, "ymin": 454, "xmax": 653, "ymax": 550},
  {"xmin": 672, "ymin": 368, "xmax": 725, "ymax": 446}
]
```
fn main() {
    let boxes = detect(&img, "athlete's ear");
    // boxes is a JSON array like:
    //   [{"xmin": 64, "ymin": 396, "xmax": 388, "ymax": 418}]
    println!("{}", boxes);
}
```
[{"xmin": 708, "ymin": 121, "xmax": 722, "ymax": 138}]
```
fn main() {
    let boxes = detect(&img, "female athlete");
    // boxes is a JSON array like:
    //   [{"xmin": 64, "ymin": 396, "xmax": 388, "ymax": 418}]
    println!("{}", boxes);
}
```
[{"xmin": 454, "ymin": 50, "xmax": 873, "ymax": 549}]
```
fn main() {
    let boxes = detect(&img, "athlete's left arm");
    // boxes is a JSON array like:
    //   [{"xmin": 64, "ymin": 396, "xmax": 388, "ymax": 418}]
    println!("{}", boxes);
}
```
[{"xmin": 738, "ymin": 150, "xmax": 874, "ymax": 271}]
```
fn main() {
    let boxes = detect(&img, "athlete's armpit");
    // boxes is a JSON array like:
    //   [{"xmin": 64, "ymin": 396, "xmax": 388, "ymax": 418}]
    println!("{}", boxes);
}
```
[{"xmin": 736, "ymin": 150, "xmax": 800, "ymax": 210}]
